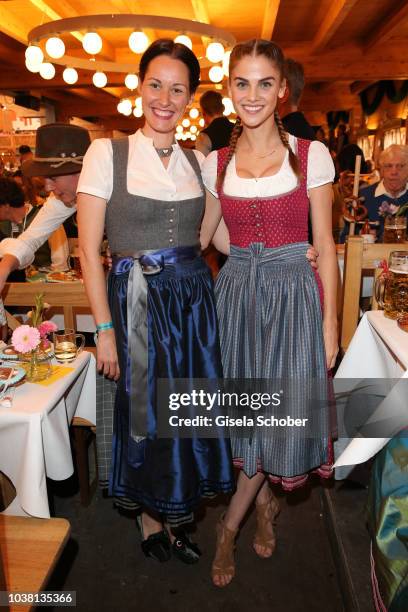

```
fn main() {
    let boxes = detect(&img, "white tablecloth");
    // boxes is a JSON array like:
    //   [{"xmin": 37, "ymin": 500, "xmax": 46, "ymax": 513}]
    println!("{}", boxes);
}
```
[
  {"xmin": 0, "ymin": 351, "xmax": 96, "ymax": 518},
  {"xmin": 334, "ymin": 311, "xmax": 408, "ymax": 477}
]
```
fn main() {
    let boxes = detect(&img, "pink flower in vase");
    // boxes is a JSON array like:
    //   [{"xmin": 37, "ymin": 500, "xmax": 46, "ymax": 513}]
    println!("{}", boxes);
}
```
[
  {"xmin": 378, "ymin": 201, "xmax": 400, "ymax": 217},
  {"xmin": 12, "ymin": 325, "xmax": 41, "ymax": 353},
  {"xmin": 38, "ymin": 320, "xmax": 58, "ymax": 339}
]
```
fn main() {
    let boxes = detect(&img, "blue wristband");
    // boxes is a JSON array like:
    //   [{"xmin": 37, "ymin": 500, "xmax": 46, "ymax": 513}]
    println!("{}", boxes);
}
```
[{"xmin": 96, "ymin": 321, "xmax": 113, "ymax": 333}]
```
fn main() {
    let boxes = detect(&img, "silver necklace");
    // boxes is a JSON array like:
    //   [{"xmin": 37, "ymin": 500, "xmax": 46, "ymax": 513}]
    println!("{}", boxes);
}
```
[{"xmin": 154, "ymin": 146, "xmax": 174, "ymax": 158}]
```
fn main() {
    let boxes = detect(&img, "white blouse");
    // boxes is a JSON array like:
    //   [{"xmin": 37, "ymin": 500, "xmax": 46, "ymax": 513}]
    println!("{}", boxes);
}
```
[
  {"xmin": 202, "ymin": 134, "xmax": 335, "ymax": 198},
  {"xmin": 77, "ymin": 129, "xmax": 205, "ymax": 202}
]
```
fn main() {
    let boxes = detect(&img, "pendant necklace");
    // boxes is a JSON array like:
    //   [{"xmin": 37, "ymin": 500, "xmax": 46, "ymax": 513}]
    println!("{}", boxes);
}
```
[
  {"xmin": 154, "ymin": 145, "xmax": 174, "ymax": 158},
  {"xmin": 252, "ymin": 148, "xmax": 277, "ymax": 159}
]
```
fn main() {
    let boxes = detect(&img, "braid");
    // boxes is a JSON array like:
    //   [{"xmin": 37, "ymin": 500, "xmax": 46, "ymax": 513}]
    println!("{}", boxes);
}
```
[
  {"xmin": 216, "ymin": 117, "xmax": 243, "ymax": 193},
  {"xmin": 274, "ymin": 110, "xmax": 302, "ymax": 181}
]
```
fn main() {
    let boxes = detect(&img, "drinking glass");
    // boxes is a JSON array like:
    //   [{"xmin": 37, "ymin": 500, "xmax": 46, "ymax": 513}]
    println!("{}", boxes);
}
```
[{"xmin": 53, "ymin": 329, "xmax": 85, "ymax": 363}]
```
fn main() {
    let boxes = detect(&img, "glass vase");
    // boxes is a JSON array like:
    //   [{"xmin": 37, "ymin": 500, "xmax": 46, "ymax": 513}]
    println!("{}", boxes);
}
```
[{"xmin": 19, "ymin": 345, "xmax": 52, "ymax": 382}]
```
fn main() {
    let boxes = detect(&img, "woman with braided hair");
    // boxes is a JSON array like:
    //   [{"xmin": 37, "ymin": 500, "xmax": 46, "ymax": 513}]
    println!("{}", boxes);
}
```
[{"xmin": 201, "ymin": 39, "xmax": 338, "ymax": 587}]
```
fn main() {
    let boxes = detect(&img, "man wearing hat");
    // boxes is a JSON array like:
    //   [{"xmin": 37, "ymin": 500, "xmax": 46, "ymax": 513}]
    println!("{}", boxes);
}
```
[{"xmin": 0, "ymin": 123, "xmax": 91, "ymax": 290}]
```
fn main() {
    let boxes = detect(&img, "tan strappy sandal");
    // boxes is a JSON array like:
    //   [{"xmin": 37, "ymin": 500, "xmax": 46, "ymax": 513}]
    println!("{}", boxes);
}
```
[
  {"xmin": 211, "ymin": 515, "xmax": 238, "ymax": 587},
  {"xmin": 253, "ymin": 491, "xmax": 280, "ymax": 558}
]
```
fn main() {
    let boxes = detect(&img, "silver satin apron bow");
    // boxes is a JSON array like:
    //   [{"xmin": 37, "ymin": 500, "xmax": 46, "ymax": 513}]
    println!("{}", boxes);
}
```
[{"xmin": 113, "ymin": 247, "xmax": 200, "ymax": 443}]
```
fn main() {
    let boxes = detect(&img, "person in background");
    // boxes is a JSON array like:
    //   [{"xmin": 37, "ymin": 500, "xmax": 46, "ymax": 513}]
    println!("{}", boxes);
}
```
[
  {"xmin": 196, "ymin": 91, "xmax": 234, "ymax": 156},
  {"xmin": 336, "ymin": 124, "xmax": 349, "ymax": 155},
  {"xmin": 279, "ymin": 58, "xmax": 316, "ymax": 141},
  {"xmin": 18, "ymin": 145, "xmax": 33, "ymax": 166},
  {"xmin": 0, "ymin": 176, "xmax": 67, "ymax": 278},
  {"xmin": 315, "ymin": 126, "xmax": 328, "ymax": 147},
  {"xmin": 0, "ymin": 123, "xmax": 89, "ymax": 287},
  {"xmin": 341, "ymin": 144, "xmax": 408, "ymax": 241}
]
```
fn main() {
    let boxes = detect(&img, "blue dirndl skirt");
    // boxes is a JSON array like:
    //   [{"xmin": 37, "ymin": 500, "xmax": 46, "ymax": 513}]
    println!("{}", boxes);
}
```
[{"xmin": 108, "ymin": 254, "xmax": 234, "ymax": 518}]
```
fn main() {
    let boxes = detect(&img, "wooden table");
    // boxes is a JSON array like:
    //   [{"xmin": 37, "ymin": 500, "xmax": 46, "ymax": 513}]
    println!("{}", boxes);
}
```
[
  {"xmin": 0, "ymin": 515, "xmax": 70, "ymax": 612},
  {"xmin": 3, "ymin": 281, "xmax": 90, "ymax": 330}
]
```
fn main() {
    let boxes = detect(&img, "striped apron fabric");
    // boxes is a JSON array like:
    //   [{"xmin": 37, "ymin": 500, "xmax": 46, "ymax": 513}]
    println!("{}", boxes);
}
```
[{"xmin": 215, "ymin": 241, "xmax": 331, "ymax": 479}]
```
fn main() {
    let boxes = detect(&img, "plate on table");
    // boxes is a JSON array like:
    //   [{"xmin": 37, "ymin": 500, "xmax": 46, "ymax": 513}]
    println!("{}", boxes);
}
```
[
  {"xmin": 46, "ymin": 270, "xmax": 81, "ymax": 283},
  {"xmin": 0, "ymin": 365, "xmax": 26, "ymax": 386},
  {"xmin": 0, "ymin": 343, "xmax": 54, "ymax": 360}
]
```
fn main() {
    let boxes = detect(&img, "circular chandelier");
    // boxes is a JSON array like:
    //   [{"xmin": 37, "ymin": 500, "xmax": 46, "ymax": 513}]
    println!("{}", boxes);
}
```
[{"xmin": 25, "ymin": 14, "xmax": 236, "ymax": 92}]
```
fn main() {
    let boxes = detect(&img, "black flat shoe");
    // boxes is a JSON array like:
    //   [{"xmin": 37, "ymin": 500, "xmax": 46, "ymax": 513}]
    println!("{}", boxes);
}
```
[
  {"xmin": 171, "ymin": 530, "xmax": 202, "ymax": 564},
  {"xmin": 137, "ymin": 516, "xmax": 172, "ymax": 563}
]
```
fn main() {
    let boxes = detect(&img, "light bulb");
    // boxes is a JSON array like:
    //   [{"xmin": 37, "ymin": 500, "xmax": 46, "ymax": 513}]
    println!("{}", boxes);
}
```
[
  {"xmin": 208, "ymin": 66, "xmax": 224, "ymax": 83},
  {"xmin": 222, "ymin": 50, "xmax": 231, "ymax": 76},
  {"xmin": 121, "ymin": 99, "xmax": 132, "ymax": 114},
  {"xmin": 209, "ymin": 66, "xmax": 224, "ymax": 83},
  {"xmin": 125, "ymin": 74, "xmax": 139, "ymax": 90},
  {"xmin": 191, "ymin": 134, "xmax": 196, "ymax": 141},
  {"xmin": 25, "ymin": 58, "xmax": 41, "ymax": 73},
  {"xmin": 129, "ymin": 31, "xmax": 149, "ymax": 54},
  {"xmin": 117, "ymin": 101, "xmax": 125, "ymax": 114},
  {"xmin": 199, "ymin": 118, "xmax": 205, "ymax": 127},
  {"xmin": 45, "ymin": 37, "xmax": 65, "ymax": 59},
  {"xmin": 134, "ymin": 96, "xmax": 142, "ymax": 109},
  {"xmin": 83, "ymin": 32, "xmax": 102, "ymax": 55},
  {"xmin": 182, "ymin": 118, "xmax": 190, "ymax": 128},
  {"xmin": 122, "ymin": 106, "xmax": 132, "ymax": 116},
  {"xmin": 190, "ymin": 125, "xmax": 197, "ymax": 134},
  {"xmin": 186, "ymin": 131, "xmax": 191, "ymax": 139},
  {"xmin": 133, "ymin": 107, "xmax": 143, "ymax": 118},
  {"xmin": 174, "ymin": 35, "xmax": 192, "ymax": 50},
  {"xmin": 93, "ymin": 71, "xmax": 107, "ymax": 88},
  {"xmin": 63, "ymin": 67, "xmax": 78, "ymax": 84},
  {"xmin": 189, "ymin": 108, "xmax": 199, "ymax": 119},
  {"xmin": 222, "ymin": 97, "xmax": 235, "ymax": 116},
  {"xmin": 176, "ymin": 125, "xmax": 183, "ymax": 133},
  {"xmin": 39, "ymin": 62, "xmax": 55, "ymax": 80},
  {"xmin": 175, "ymin": 133, "xmax": 182, "ymax": 140},
  {"xmin": 206, "ymin": 42, "xmax": 225, "ymax": 63},
  {"xmin": 25, "ymin": 45, "xmax": 44, "ymax": 66}
]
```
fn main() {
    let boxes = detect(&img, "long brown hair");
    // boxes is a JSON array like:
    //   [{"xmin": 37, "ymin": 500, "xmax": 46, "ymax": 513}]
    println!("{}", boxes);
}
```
[{"xmin": 217, "ymin": 39, "xmax": 302, "ymax": 192}]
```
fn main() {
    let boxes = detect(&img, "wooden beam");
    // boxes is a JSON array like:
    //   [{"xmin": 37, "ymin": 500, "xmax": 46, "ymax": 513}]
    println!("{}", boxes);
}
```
[
  {"xmin": 261, "ymin": 0, "xmax": 281, "ymax": 41},
  {"xmin": 0, "ymin": 4, "xmax": 31, "ymax": 44},
  {"xmin": 364, "ymin": 1, "xmax": 408, "ymax": 51},
  {"xmin": 349, "ymin": 80, "xmax": 373, "ymax": 95},
  {"xmin": 311, "ymin": 0, "xmax": 360, "ymax": 54},
  {"xmin": 28, "ymin": 0, "xmax": 82, "ymax": 44},
  {"xmin": 190, "ymin": 0, "xmax": 211, "ymax": 48}
]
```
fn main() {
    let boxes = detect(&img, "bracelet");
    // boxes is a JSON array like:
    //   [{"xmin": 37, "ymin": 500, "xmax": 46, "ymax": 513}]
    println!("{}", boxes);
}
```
[{"xmin": 96, "ymin": 321, "xmax": 113, "ymax": 333}]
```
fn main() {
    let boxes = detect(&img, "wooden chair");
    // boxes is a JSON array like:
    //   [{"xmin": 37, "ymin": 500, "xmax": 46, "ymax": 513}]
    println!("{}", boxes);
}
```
[
  {"xmin": 3, "ymin": 282, "xmax": 97, "ymax": 507},
  {"xmin": 340, "ymin": 236, "xmax": 408, "ymax": 352},
  {"xmin": 0, "ymin": 515, "xmax": 70, "ymax": 612}
]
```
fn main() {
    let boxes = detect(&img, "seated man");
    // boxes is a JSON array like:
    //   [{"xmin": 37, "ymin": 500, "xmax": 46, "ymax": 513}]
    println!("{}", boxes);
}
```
[
  {"xmin": 0, "ymin": 176, "xmax": 69, "ymax": 278},
  {"xmin": 341, "ymin": 144, "xmax": 408, "ymax": 241}
]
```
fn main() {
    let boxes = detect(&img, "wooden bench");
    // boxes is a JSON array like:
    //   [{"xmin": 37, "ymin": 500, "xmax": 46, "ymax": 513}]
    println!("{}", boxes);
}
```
[{"xmin": 0, "ymin": 515, "xmax": 70, "ymax": 612}]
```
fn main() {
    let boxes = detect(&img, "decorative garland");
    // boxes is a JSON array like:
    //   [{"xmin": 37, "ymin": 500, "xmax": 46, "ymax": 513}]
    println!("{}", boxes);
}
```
[
  {"xmin": 327, "ymin": 111, "xmax": 350, "ymax": 130},
  {"xmin": 360, "ymin": 80, "xmax": 408, "ymax": 116}
]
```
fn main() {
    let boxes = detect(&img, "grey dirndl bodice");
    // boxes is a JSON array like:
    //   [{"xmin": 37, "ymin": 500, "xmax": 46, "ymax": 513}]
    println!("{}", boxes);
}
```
[{"xmin": 105, "ymin": 137, "xmax": 205, "ymax": 251}]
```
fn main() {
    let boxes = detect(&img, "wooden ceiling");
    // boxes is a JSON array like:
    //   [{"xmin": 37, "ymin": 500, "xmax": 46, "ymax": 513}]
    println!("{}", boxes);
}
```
[{"xmin": 0, "ymin": 0, "xmax": 407, "ymax": 132}]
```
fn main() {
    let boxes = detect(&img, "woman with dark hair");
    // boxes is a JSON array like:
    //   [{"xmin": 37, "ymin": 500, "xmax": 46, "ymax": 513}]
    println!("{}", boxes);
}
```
[
  {"xmin": 77, "ymin": 39, "xmax": 234, "ymax": 563},
  {"xmin": 201, "ymin": 39, "xmax": 338, "ymax": 586}
]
